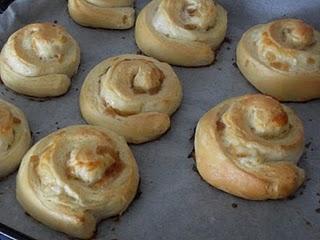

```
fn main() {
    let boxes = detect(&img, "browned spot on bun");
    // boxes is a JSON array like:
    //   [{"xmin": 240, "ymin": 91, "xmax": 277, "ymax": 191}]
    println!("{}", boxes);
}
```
[
  {"xmin": 307, "ymin": 57, "xmax": 315, "ymax": 64},
  {"xmin": 13, "ymin": 117, "xmax": 21, "ymax": 124},
  {"xmin": 272, "ymin": 112, "xmax": 288, "ymax": 126},
  {"xmin": 270, "ymin": 61, "xmax": 289, "ymax": 71},
  {"xmin": 216, "ymin": 120, "xmax": 226, "ymax": 131}
]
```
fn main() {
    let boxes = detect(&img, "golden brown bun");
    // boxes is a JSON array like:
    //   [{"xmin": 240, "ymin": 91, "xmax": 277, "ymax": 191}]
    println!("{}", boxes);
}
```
[
  {"xmin": 195, "ymin": 94, "xmax": 305, "ymax": 200},
  {"xmin": 16, "ymin": 125, "xmax": 139, "ymax": 239},
  {"xmin": 79, "ymin": 54, "xmax": 182, "ymax": 144},
  {"xmin": 237, "ymin": 19, "xmax": 320, "ymax": 102},
  {"xmin": 0, "ymin": 23, "xmax": 80, "ymax": 97},
  {"xmin": 68, "ymin": 0, "xmax": 135, "ymax": 29},
  {"xmin": 0, "ymin": 99, "xmax": 31, "ymax": 178},
  {"xmin": 135, "ymin": 0, "xmax": 227, "ymax": 67}
]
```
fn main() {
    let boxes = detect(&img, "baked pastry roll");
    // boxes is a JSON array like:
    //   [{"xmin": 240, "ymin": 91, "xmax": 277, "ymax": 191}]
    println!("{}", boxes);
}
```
[
  {"xmin": 68, "ymin": 0, "xmax": 135, "ymax": 29},
  {"xmin": 237, "ymin": 19, "xmax": 320, "ymax": 101},
  {"xmin": 0, "ymin": 23, "xmax": 80, "ymax": 97},
  {"xmin": 80, "ymin": 54, "xmax": 182, "ymax": 144},
  {"xmin": 16, "ymin": 125, "xmax": 139, "ymax": 239},
  {"xmin": 0, "ymin": 99, "xmax": 31, "ymax": 178},
  {"xmin": 135, "ymin": 0, "xmax": 227, "ymax": 67},
  {"xmin": 195, "ymin": 94, "xmax": 305, "ymax": 200}
]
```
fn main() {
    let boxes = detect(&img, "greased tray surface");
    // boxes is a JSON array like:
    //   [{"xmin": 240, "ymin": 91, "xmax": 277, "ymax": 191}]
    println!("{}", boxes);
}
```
[{"xmin": 0, "ymin": 0, "xmax": 320, "ymax": 239}]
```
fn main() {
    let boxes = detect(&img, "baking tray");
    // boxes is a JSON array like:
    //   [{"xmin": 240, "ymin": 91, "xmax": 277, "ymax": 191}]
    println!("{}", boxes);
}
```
[{"xmin": 0, "ymin": 0, "xmax": 320, "ymax": 239}]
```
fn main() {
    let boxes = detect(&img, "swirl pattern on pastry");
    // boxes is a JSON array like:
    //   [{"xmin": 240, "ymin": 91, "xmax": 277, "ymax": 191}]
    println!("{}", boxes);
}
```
[
  {"xmin": 16, "ymin": 125, "xmax": 139, "ymax": 239},
  {"xmin": 80, "ymin": 54, "xmax": 183, "ymax": 144},
  {"xmin": 0, "ymin": 99, "xmax": 31, "ymax": 178},
  {"xmin": 135, "ymin": 0, "xmax": 227, "ymax": 66},
  {"xmin": 237, "ymin": 19, "xmax": 320, "ymax": 101},
  {"xmin": 0, "ymin": 23, "xmax": 80, "ymax": 97},
  {"xmin": 68, "ymin": 0, "xmax": 135, "ymax": 29},
  {"xmin": 195, "ymin": 94, "xmax": 305, "ymax": 200}
]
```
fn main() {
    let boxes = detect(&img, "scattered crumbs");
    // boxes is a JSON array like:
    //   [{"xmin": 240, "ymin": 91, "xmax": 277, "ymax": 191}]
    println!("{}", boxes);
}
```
[
  {"xmin": 232, "ymin": 203, "xmax": 238, "ymax": 208},
  {"xmin": 188, "ymin": 147, "xmax": 195, "ymax": 161},
  {"xmin": 315, "ymin": 208, "xmax": 320, "ymax": 213},
  {"xmin": 305, "ymin": 142, "xmax": 312, "ymax": 149},
  {"xmin": 224, "ymin": 37, "xmax": 232, "ymax": 44},
  {"xmin": 53, "ymin": 20, "xmax": 58, "ymax": 24},
  {"xmin": 232, "ymin": 62, "xmax": 238, "ymax": 69}
]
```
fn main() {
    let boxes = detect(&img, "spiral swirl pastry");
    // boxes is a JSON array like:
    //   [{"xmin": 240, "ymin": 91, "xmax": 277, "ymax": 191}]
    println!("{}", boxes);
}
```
[
  {"xmin": 68, "ymin": 0, "xmax": 135, "ymax": 29},
  {"xmin": 135, "ymin": 0, "xmax": 227, "ymax": 67},
  {"xmin": 80, "ymin": 54, "xmax": 182, "ymax": 144},
  {"xmin": 195, "ymin": 94, "xmax": 305, "ymax": 200},
  {"xmin": 237, "ymin": 19, "xmax": 320, "ymax": 101},
  {"xmin": 0, "ymin": 99, "xmax": 31, "ymax": 178},
  {"xmin": 0, "ymin": 23, "xmax": 80, "ymax": 97},
  {"xmin": 16, "ymin": 125, "xmax": 139, "ymax": 239}
]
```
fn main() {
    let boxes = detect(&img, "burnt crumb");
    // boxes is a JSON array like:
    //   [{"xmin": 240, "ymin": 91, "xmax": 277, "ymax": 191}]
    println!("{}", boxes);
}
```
[
  {"xmin": 299, "ymin": 191, "xmax": 304, "ymax": 195},
  {"xmin": 287, "ymin": 195, "xmax": 296, "ymax": 200},
  {"xmin": 121, "ymin": 36, "xmax": 126, "ymax": 40},
  {"xmin": 315, "ymin": 208, "xmax": 320, "ymax": 213},
  {"xmin": 226, "ymin": 46, "xmax": 231, "ymax": 50},
  {"xmin": 9, "ymin": 97, "xmax": 15, "ymax": 101},
  {"xmin": 112, "ymin": 215, "xmax": 121, "ymax": 223},
  {"xmin": 55, "ymin": 122, "xmax": 59, "ymax": 125},
  {"xmin": 232, "ymin": 62, "xmax": 238, "ymax": 69},
  {"xmin": 231, "ymin": 58, "xmax": 235, "ymax": 61},
  {"xmin": 28, "ymin": 97, "xmax": 47, "ymax": 102},
  {"xmin": 136, "ymin": 49, "xmax": 143, "ymax": 55},
  {"xmin": 218, "ymin": 67, "xmax": 222, "ymax": 71},
  {"xmin": 53, "ymin": 20, "xmax": 58, "ymax": 24},
  {"xmin": 24, "ymin": 212, "xmax": 31, "ymax": 217},
  {"xmin": 75, "ymin": 88, "xmax": 79, "ymax": 92},
  {"xmin": 304, "ymin": 220, "xmax": 312, "ymax": 226},
  {"xmin": 305, "ymin": 142, "xmax": 312, "ymax": 149},
  {"xmin": 232, "ymin": 203, "xmax": 238, "ymax": 208},
  {"xmin": 224, "ymin": 37, "xmax": 232, "ymax": 44},
  {"xmin": 134, "ymin": 186, "xmax": 142, "ymax": 202},
  {"xmin": 192, "ymin": 163, "xmax": 198, "ymax": 173},
  {"xmin": 317, "ymin": 193, "xmax": 320, "ymax": 196},
  {"xmin": 111, "ymin": 227, "xmax": 115, "ymax": 231},
  {"xmin": 35, "ymin": 131, "xmax": 41, "ymax": 135},
  {"xmin": 189, "ymin": 126, "xmax": 196, "ymax": 141},
  {"xmin": 308, "ymin": 119, "xmax": 313, "ymax": 122},
  {"xmin": 306, "ymin": 178, "xmax": 311, "ymax": 182},
  {"xmin": 188, "ymin": 147, "xmax": 195, "ymax": 161},
  {"xmin": 56, "ymin": 127, "xmax": 60, "ymax": 130}
]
